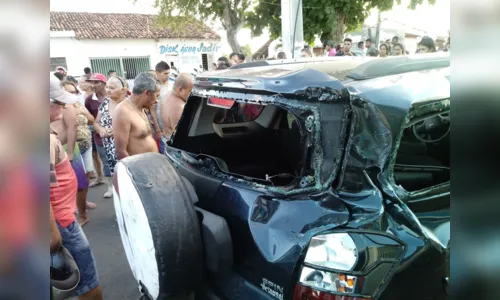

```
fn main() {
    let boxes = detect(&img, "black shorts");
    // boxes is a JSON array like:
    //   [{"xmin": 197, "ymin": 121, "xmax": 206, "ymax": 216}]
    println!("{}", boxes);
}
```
[{"xmin": 92, "ymin": 136, "xmax": 97, "ymax": 153}]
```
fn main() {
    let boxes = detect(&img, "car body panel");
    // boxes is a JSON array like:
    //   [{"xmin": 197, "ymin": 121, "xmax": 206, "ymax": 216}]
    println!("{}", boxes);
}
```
[
  {"xmin": 116, "ymin": 58, "xmax": 450, "ymax": 299},
  {"xmin": 166, "ymin": 141, "xmax": 449, "ymax": 299},
  {"xmin": 163, "ymin": 66, "xmax": 450, "ymax": 298}
]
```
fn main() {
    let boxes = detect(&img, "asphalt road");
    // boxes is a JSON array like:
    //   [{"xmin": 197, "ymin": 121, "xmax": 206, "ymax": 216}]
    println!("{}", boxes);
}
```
[{"xmin": 74, "ymin": 184, "xmax": 141, "ymax": 300}]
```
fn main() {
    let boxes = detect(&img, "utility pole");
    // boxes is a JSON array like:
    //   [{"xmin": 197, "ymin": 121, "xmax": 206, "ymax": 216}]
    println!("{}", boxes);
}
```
[
  {"xmin": 375, "ymin": 10, "xmax": 382, "ymax": 47},
  {"xmin": 281, "ymin": 0, "xmax": 304, "ymax": 58}
]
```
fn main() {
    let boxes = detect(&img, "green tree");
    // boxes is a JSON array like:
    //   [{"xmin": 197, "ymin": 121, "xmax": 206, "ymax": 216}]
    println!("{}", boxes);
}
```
[
  {"xmin": 246, "ymin": 0, "xmax": 435, "ymax": 46},
  {"xmin": 150, "ymin": 0, "xmax": 252, "ymax": 53},
  {"xmin": 241, "ymin": 44, "xmax": 252, "ymax": 58}
]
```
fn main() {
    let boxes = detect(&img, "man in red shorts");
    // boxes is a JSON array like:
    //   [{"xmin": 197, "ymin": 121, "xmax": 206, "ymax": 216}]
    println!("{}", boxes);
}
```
[{"xmin": 50, "ymin": 77, "xmax": 103, "ymax": 299}]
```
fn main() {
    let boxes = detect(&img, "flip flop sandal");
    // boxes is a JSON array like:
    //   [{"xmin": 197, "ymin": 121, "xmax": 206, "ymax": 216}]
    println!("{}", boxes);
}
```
[
  {"xmin": 75, "ymin": 208, "xmax": 89, "ymax": 215},
  {"xmin": 79, "ymin": 218, "xmax": 90, "ymax": 227},
  {"xmin": 90, "ymin": 178, "xmax": 105, "ymax": 186},
  {"xmin": 86, "ymin": 201, "xmax": 97, "ymax": 209}
]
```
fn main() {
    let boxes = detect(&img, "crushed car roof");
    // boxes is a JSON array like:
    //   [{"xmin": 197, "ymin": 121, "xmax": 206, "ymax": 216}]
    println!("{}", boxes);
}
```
[
  {"xmin": 346, "ymin": 67, "xmax": 450, "ymax": 110},
  {"xmin": 346, "ymin": 52, "xmax": 450, "ymax": 80},
  {"xmin": 194, "ymin": 68, "xmax": 346, "ymax": 100},
  {"xmin": 194, "ymin": 64, "xmax": 450, "ymax": 108}
]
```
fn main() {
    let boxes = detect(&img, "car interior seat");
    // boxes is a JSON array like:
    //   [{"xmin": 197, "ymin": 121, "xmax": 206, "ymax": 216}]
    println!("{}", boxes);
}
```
[{"xmin": 393, "ymin": 132, "xmax": 445, "ymax": 190}]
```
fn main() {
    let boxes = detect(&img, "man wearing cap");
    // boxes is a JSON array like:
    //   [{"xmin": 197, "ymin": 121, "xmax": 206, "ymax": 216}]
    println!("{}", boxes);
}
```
[
  {"xmin": 84, "ymin": 73, "xmax": 113, "ymax": 198},
  {"xmin": 52, "ymin": 76, "xmax": 92, "ymax": 226},
  {"xmin": 50, "ymin": 76, "xmax": 103, "ymax": 300},
  {"xmin": 55, "ymin": 66, "xmax": 67, "ymax": 78}
]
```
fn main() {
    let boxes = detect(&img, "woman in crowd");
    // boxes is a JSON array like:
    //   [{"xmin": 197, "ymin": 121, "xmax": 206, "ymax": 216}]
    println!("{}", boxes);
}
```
[
  {"xmin": 417, "ymin": 36, "xmax": 437, "ymax": 53},
  {"xmin": 80, "ymin": 74, "xmax": 106, "ymax": 187},
  {"xmin": 379, "ymin": 44, "xmax": 390, "ymax": 57},
  {"xmin": 78, "ymin": 74, "xmax": 93, "ymax": 104},
  {"xmin": 61, "ymin": 81, "xmax": 97, "ymax": 224},
  {"xmin": 384, "ymin": 39, "xmax": 392, "ymax": 53},
  {"xmin": 392, "ymin": 43, "xmax": 406, "ymax": 56},
  {"xmin": 93, "ymin": 76, "xmax": 128, "ymax": 178}
]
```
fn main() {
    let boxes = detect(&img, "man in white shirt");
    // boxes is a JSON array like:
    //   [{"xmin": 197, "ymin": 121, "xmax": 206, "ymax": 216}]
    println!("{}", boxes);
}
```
[{"xmin": 150, "ymin": 61, "xmax": 172, "ymax": 143}]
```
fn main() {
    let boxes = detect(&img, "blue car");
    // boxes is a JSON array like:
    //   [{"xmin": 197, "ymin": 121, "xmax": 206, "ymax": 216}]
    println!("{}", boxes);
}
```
[{"xmin": 113, "ymin": 53, "xmax": 450, "ymax": 300}]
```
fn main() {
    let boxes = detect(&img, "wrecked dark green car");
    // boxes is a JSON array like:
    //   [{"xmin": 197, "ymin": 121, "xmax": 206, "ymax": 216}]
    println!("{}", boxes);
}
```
[{"xmin": 113, "ymin": 53, "xmax": 450, "ymax": 300}]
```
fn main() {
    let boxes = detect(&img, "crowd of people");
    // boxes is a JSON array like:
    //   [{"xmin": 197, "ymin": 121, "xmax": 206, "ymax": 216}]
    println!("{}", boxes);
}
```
[
  {"xmin": 213, "ymin": 52, "xmax": 247, "ymax": 70},
  {"xmin": 311, "ymin": 35, "xmax": 448, "ymax": 58},
  {"xmin": 257, "ymin": 35, "xmax": 448, "ymax": 59},
  {"xmin": 208, "ymin": 35, "xmax": 448, "ymax": 69},
  {"xmin": 50, "ymin": 61, "xmax": 194, "ymax": 299}
]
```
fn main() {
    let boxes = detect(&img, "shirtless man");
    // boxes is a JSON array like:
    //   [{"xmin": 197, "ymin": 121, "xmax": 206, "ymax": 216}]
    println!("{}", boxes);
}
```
[
  {"xmin": 51, "ymin": 89, "xmax": 78, "ymax": 162},
  {"xmin": 50, "ymin": 77, "xmax": 92, "ymax": 225},
  {"xmin": 113, "ymin": 72, "xmax": 160, "ymax": 159},
  {"xmin": 160, "ymin": 73, "xmax": 194, "ymax": 141}
]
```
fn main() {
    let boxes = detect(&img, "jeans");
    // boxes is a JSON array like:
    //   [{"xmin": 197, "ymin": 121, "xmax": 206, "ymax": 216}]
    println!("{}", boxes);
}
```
[
  {"xmin": 95, "ymin": 144, "xmax": 111, "ymax": 177},
  {"xmin": 160, "ymin": 135, "xmax": 168, "ymax": 154},
  {"xmin": 56, "ymin": 221, "xmax": 99, "ymax": 296}
]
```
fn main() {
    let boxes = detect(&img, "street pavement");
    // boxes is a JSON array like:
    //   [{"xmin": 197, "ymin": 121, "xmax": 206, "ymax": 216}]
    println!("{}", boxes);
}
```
[{"xmin": 72, "ymin": 184, "xmax": 141, "ymax": 300}]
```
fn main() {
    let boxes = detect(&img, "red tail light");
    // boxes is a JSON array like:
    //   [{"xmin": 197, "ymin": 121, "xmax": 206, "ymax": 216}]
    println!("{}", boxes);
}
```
[
  {"xmin": 208, "ymin": 97, "xmax": 235, "ymax": 108},
  {"xmin": 293, "ymin": 284, "xmax": 371, "ymax": 300}
]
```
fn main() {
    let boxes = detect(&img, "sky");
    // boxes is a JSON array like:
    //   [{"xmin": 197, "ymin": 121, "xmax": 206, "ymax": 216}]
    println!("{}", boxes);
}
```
[
  {"xmin": 50, "ymin": 0, "xmax": 450, "ymax": 52},
  {"xmin": 365, "ymin": 0, "xmax": 450, "ymax": 37}
]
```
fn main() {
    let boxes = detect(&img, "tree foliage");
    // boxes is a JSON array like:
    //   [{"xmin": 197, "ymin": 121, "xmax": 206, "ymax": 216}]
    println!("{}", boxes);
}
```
[
  {"xmin": 150, "ymin": 0, "xmax": 252, "ymax": 52},
  {"xmin": 241, "ymin": 44, "xmax": 253, "ymax": 58},
  {"xmin": 246, "ymin": 0, "xmax": 436, "ymax": 45}
]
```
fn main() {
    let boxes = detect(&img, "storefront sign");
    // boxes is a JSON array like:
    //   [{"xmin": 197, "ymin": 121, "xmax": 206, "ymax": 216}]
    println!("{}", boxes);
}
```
[
  {"xmin": 159, "ymin": 43, "xmax": 221, "ymax": 55},
  {"xmin": 179, "ymin": 55, "xmax": 202, "ymax": 66}
]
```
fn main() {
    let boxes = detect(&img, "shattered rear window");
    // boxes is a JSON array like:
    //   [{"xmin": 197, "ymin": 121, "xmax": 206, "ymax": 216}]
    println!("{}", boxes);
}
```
[{"xmin": 213, "ymin": 102, "xmax": 265, "ymax": 124}]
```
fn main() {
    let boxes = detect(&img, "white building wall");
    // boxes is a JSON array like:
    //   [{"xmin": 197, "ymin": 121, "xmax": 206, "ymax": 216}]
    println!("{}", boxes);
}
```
[{"xmin": 50, "ymin": 35, "xmax": 222, "ymax": 76}]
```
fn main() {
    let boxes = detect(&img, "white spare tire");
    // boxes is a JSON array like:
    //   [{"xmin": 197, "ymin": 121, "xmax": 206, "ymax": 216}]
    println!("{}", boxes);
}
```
[{"xmin": 113, "ymin": 153, "xmax": 203, "ymax": 299}]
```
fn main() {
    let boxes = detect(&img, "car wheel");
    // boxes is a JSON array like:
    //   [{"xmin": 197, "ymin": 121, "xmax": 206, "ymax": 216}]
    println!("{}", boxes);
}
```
[{"xmin": 113, "ymin": 153, "xmax": 203, "ymax": 299}]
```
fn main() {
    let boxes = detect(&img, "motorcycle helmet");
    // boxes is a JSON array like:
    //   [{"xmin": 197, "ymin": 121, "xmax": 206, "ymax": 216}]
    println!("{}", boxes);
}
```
[{"xmin": 50, "ymin": 246, "xmax": 80, "ymax": 300}]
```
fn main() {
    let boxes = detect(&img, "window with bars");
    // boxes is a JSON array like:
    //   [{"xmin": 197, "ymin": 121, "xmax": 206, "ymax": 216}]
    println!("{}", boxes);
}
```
[
  {"xmin": 201, "ymin": 54, "xmax": 208, "ymax": 72},
  {"xmin": 89, "ymin": 56, "xmax": 151, "ymax": 79},
  {"xmin": 50, "ymin": 57, "xmax": 67, "ymax": 72},
  {"xmin": 207, "ymin": 54, "xmax": 215, "ymax": 71},
  {"xmin": 122, "ymin": 57, "xmax": 150, "ymax": 80}
]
